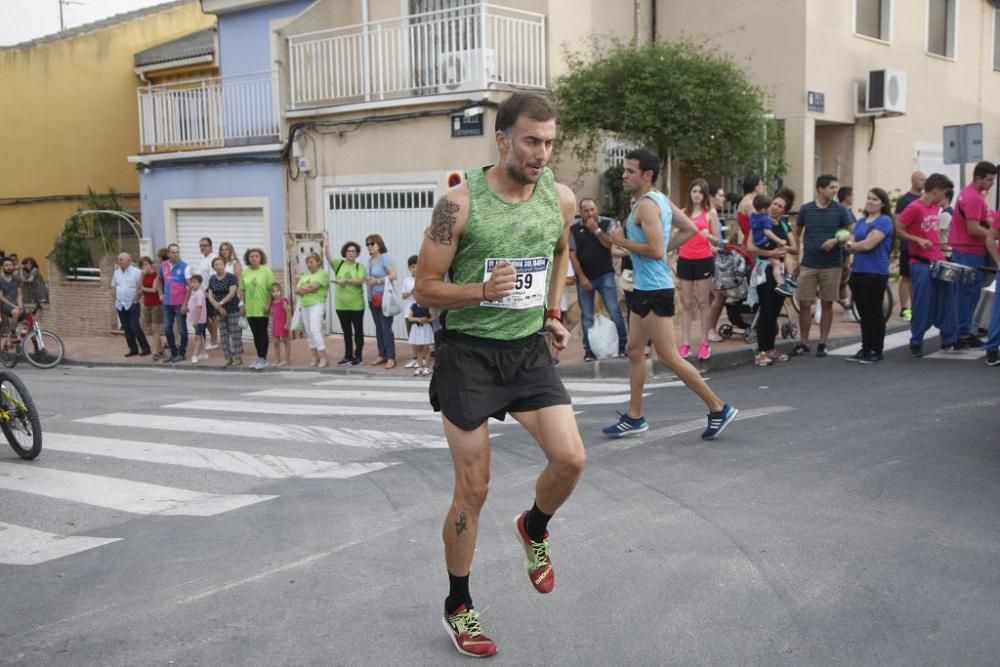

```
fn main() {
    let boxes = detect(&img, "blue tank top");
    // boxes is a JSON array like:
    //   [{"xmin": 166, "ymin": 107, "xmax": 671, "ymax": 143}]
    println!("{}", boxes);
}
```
[{"xmin": 626, "ymin": 190, "xmax": 674, "ymax": 290}]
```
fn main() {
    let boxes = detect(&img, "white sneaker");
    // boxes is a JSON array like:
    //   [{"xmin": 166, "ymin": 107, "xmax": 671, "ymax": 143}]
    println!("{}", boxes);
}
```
[
  {"xmin": 191, "ymin": 355, "xmax": 200, "ymax": 364},
  {"xmin": 405, "ymin": 358, "xmax": 419, "ymax": 368},
  {"xmin": 249, "ymin": 358, "xmax": 262, "ymax": 369},
  {"xmin": 257, "ymin": 358, "xmax": 269, "ymax": 370},
  {"xmin": 206, "ymin": 342, "xmax": 219, "ymax": 350}
]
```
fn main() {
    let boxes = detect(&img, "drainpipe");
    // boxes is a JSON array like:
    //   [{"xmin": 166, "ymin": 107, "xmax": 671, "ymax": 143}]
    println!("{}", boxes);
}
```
[
  {"xmin": 362, "ymin": 0, "xmax": 371, "ymax": 102},
  {"xmin": 651, "ymin": 0, "xmax": 657, "ymax": 42}
]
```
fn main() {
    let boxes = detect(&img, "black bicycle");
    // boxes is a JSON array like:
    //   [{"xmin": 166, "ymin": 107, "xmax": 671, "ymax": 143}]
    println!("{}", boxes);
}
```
[{"xmin": 0, "ymin": 370, "xmax": 42, "ymax": 460}]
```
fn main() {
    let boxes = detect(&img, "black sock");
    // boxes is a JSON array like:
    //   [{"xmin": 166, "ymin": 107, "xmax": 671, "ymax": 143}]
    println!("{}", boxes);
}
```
[
  {"xmin": 445, "ymin": 572, "xmax": 472, "ymax": 614},
  {"xmin": 524, "ymin": 502, "xmax": 552, "ymax": 542}
]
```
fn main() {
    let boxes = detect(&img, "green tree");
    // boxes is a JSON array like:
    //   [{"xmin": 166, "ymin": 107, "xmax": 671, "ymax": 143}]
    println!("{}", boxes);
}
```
[{"xmin": 552, "ymin": 38, "xmax": 785, "ymax": 184}]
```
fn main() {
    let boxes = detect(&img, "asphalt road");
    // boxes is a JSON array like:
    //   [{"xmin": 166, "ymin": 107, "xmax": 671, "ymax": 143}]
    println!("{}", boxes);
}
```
[{"xmin": 1, "ymin": 345, "xmax": 998, "ymax": 666}]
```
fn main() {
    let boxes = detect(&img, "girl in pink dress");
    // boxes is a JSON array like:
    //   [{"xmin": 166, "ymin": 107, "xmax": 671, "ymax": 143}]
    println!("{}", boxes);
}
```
[{"xmin": 269, "ymin": 283, "xmax": 291, "ymax": 366}]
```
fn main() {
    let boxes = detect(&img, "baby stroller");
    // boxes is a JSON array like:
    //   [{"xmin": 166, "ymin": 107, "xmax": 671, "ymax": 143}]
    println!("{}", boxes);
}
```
[{"xmin": 714, "ymin": 244, "xmax": 798, "ymax": 345}]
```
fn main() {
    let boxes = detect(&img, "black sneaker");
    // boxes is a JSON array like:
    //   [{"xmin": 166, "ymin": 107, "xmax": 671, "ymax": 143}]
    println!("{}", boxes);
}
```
[
  {"xmin": 815, "ymin": 343, "xmax": 828, "ymax": 358},
  {"xmin": 940, "ymin": 343, "xmax": 966, "ymax": 353},
  {"xmin": 986, "ymin": 350, "xmax": 1000, "ymax": 366},
  {"xmin": 858, "ymin": 351, "xmax": 883, "ymax": 365},
  {"xmin": 583, "ymin": 351, "xmax": 597, "ymax": 362},
  {"xmin": 792, "ymin": 343, "xmax": 810, "ymax": 356},
  {"xmin": 909, "ymin": 345, "xmax": 923, "ymax": 358},
  {"xmin": 959, "ymin": 335, "xmax": 984, "ymax": 349},
  {"xmin": 845, "ymin": 349, "xmax": 866, "ymax": 363}
]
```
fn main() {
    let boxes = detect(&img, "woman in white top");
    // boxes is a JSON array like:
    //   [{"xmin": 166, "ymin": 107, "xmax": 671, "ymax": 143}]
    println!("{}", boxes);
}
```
[{"xmin": 218, "ymin": 241, "xmax": 243, "ymax": 281}]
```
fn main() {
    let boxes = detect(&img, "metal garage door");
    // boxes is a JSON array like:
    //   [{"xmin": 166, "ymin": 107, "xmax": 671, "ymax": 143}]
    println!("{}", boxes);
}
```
[
  {"xmin": 174, "ymin": 209, "xmax": 267, "ymax": 268},
  {"xmin": 325, "ymin": 185, "xmax": 436, "ymax": 339}
]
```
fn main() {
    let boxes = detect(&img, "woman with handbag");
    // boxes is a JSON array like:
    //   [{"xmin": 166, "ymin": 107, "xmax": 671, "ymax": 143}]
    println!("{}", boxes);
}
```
[
  {"xmin": 295, "ymin": 252, "xmax": 330, "ymax": 368},
  {"xmin": 364, "ymin": 234, "xmax": 398, "ymax": 368}
]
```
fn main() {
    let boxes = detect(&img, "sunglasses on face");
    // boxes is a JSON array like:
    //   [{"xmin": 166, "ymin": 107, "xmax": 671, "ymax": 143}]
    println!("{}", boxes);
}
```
[{"xmin": 366, "ymin": 242, "xmax": 377, "ymax": 246}]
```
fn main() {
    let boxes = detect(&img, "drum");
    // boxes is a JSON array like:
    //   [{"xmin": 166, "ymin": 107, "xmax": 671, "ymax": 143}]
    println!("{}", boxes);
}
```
[
  {"xmin": 973, "ymin": 275, "xmax": 996, "ymax": 330},
  {"xmin": 930, "ymin": 260, "xmax": 978, "ymax": 286}
]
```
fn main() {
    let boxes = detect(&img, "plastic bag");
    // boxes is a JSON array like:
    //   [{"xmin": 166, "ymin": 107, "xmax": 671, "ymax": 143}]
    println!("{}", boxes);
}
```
[
  {"xmin": 290, "ymin": 302, "xmax": 304, "ymax": 332},
  {"xmin": 381, "ymin": 277, "xmax": 402, "ymax": 316},
  {"xmin": 587, "ymin": 315, "xmax": 618, "ymax": 360}
]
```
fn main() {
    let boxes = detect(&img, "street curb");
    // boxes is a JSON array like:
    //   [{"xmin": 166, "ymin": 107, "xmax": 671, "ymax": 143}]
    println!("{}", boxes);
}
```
[{"xmin": 62, "ymin": 324, "xmax": 908, "ymax": 378}]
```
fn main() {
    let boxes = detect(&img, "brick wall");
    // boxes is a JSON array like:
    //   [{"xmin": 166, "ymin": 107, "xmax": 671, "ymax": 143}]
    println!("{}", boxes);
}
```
[{"xmin": 46, "ymin": 255, "xmax": 119, "ymax": 337}]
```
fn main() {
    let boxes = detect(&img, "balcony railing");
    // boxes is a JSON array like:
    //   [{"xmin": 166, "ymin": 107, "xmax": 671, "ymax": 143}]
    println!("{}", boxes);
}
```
[
  {"xmin": 287, "ymin": 3, "xmax": 546, "ymax": 110},
  {"xmin": 137, "ymin": 71, "xmax": 280, "ymax": 153}
]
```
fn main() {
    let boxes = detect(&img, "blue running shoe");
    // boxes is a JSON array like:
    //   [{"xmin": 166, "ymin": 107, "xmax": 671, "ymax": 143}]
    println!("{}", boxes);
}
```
[
  {"xmin": 602, "ymin": 412, "xmax": 649, "ymax": 438},
  {"xmin": 701, "ymin": 404, "xmax": 738, "ymax": 441}
]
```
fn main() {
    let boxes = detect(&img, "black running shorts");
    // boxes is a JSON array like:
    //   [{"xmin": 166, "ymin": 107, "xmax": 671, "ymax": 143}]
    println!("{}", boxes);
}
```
[
  {"xmin": 629, "ymin": 288, "xmax": 676, "ymax": 318},
  {"xmin": 429, "ymin": 330, "xmax": 571, "ymax": 431},
  {"xmin": 676, "ymin": 257, "xmax": 715, "ymax": 281},
  {"xmin": 898, "ymin": 243, "xmax": 911, "ymax": 278}
]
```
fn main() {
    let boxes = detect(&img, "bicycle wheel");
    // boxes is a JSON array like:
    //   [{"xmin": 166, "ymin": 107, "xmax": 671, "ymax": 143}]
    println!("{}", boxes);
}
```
[
  {"xmin": 0, "ymin": 371, "xmax": 42, "ymax": 460},
  {"xmin": 19, "ymin": 329, "xmax": 64, "ymax": 369},
  {"xmin": 0, "ymin": 331, "xmax": 18, "ymax": 369}
]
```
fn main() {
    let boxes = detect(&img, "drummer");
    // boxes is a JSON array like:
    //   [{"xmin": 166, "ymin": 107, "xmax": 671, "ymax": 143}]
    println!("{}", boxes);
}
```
[
  {"xmin": 895, "ymin": 173, "xmax": 960, "ymax": 356},
  {"xmin": 984, "ymin": 210, "xmax": 1000, "ymax": 367},
  {"xmin": 947, "ymin": 161, "xmax": 997, "ymax": 348}
]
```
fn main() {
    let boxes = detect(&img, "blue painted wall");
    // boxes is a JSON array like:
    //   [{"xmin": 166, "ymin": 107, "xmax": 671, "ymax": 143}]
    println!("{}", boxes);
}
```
[
  {"xmin": 139, "ymin": 161, "xmax": 287, "ymax": 265},
  {"xmin": 217, "ymin": 0, "xmax": 314, "ymax": 76}
]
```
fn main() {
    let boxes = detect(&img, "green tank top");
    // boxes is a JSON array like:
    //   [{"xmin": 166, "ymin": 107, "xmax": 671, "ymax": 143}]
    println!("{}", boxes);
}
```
[{"xmin": 445, "ymin": 165, "xmax": 563, "ymax": 340}]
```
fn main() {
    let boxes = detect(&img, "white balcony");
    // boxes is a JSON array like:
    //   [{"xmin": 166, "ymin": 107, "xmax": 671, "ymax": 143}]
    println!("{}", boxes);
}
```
[
  {"xmin": 287, "ymin": 3, "xmax": 546, "ymax": 111},
  {"xmin": 137, "ymin": 71, "xmax": 280, "ymax": 153}
]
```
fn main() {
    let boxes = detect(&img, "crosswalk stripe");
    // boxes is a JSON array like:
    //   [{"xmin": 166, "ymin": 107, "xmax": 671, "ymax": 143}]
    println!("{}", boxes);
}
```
[
  {"xmin": 829, "ymin": 329, "xmax": 931, "ymax": 356},
  {"xmin": 0, "ymin": 522, "xmax": 121, "ymax": 566},
  {"xmin": 163, "ymin": 400, "xmax": 432, "ymax": 417},
  {"xmin": 247, "ymin": 388, "xmax": 428, "ymax": 403},
  {"xmin": 77, "ymin": 413, "xmax": 449, "ymax": 449},
  {"xmin": 311, "ymin": 378, "xmax": 443, "ymax": 389},
  {"xmin": 570, "ymin": 393, "xmax": 648, "ymax": 406},
  {"xmin": 308, "ymin": 378, "xmax": 684, "ymax": 394},
  {"xmin": 924, "ymin": 349, "xmax": 985, "ymax": 361},
  {"xmin": 0, "ymin": 463, "xmax": 277, "ymax": 517},
  {"xmin": 562, "ymin": 381, "xmax": 685, "ymax": 393},
  {"xmin": 43, "ymin": 433, "xmax": 396, "ymax": 480}
]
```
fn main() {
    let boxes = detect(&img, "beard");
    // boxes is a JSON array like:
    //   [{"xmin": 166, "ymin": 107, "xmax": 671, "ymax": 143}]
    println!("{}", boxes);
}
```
[
  {"xmin": 2, "ymin": 268, "xmax": 12, "ymax": 275},
  {"xmin": 501, "ymin": 152, "xmax": 543, "ymax": 186}
]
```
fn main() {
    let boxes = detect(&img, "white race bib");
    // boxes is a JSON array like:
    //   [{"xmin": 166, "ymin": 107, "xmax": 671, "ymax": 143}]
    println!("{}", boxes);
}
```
[{"xmin": 481, "ymin": 257, "xmax": 549, "ymax": 309}]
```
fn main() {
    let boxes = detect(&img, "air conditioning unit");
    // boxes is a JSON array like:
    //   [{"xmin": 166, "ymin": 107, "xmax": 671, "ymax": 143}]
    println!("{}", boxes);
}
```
[
  {"xmin": 438, "ymin": 49, "xmax": 497, "ymax": 91},
  {"xmin": 866, "ymin": 68, "xmax": 907, "ymax": 114}
]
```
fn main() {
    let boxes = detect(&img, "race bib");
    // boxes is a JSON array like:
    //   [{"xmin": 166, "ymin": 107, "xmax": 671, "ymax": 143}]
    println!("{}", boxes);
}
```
[{"xmin": 481, "ymin": 257, "xmax": 549, "ymax": 309}]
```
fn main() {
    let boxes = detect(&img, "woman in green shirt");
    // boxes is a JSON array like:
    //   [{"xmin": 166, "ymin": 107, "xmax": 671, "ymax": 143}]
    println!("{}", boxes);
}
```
[
  {"xmin": 324, "ymin": 237, "xmax": 367, "ymax": 366},
  {"xmin": 295, "ymin": 253, "xmax": 331, "ymax": 368},
  {"xmin": 239, "ymin": 247, "xmax": 275, "ymax": 370}
]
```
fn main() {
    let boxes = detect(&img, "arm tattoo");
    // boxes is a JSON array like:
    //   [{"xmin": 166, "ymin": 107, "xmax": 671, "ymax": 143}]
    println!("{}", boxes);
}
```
[
  {"xmin": 454, "ymin": 511, "xmax": 468, "ymax": 536},
  {"xmin": 428, "ymin": 199, "xmax": 459, "ymax": 245}
]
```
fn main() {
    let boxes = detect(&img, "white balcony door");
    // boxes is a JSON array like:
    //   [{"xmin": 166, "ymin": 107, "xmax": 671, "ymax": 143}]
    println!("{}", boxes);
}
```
[
  {"xmin": 409, "ymin": 0, "xmax": 482, "ymax": 93},
  {"xmin": 324, "ymin": 184, "xmax": 436, "ymax": 340}
]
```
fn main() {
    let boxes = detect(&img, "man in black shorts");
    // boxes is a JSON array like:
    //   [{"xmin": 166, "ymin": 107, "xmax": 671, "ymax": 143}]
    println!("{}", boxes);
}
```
[
  {"xmin": 414, "ymin": 93, "xmax": 584, "ymax": 658},
  {"xmin": 0, "ymin": 257, "xmax": 23, "ymax": 328}
]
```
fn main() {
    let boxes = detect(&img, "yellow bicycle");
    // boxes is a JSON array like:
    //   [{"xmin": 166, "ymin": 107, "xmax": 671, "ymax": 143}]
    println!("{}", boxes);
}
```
[{"xmin": 0, "ymin": 370, "xmax": 42, "ymax": 460}]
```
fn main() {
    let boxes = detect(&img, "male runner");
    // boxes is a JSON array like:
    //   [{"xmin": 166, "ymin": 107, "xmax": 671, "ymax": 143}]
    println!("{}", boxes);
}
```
[
  {"xmin": 604, "ymin": 148, "xmax": 738, "ymax": 440},
  {"xmin": 413, "ymin": 93, "xmax": 584, "ymax": 658}
]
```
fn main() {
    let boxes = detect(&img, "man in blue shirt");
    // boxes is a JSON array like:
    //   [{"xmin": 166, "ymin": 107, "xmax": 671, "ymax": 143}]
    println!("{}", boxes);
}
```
[
  {"xmin": 605, "ymin": 149, "xmax": 737, "ymax": 441},
  {"xmin": 793, "ymin": 174, "xmax": 856, "ymax": 357}
]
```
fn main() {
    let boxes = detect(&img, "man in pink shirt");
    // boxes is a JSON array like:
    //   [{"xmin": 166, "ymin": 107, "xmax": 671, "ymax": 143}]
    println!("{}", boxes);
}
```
[
  {"xmin": 947, "ymin": 161, "xmax": 997, "ymax": 347},
  {"xmin": 896, "ymin": 173, "xmax": 959, "ymax": 356}
]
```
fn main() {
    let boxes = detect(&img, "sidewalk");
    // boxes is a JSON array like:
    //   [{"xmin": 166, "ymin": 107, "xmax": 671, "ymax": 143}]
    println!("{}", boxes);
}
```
[{"xmin": 60, "ymin": 305, "xmax": 893, "ymax": 378}]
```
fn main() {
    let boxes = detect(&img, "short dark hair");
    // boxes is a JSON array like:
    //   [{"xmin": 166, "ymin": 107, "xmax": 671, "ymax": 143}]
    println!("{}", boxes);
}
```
[
  {"xmin": 139, "ymin": 256, "xmax": 154, "ymax": 267},
  {"xmin": 973, "ymin": 161, "xmax": 998, "ymax": 180},
  {"xmin": 579, "ymin": 197, "xmax": 597, "ymax": 210},
  {"xmin": 742, "ymin": 175, "xmax": 762, "ymax": 195},
  {"xmin": 924, "ymin": 173, "xmax": 954, "ymax": 192},
  {"xmin": 243, "ymin": 247, "xmax": 268, "ymax": 265},
  {"xmin": 199, "ymin": 237, "xmax": 212, "ymax": 247},
  {"xmin": 495, "ymin": 93, "xmax": 555, "ymax": 135},
  {"xmin": 190, "ymin": 274, "xmax": 203, "ymax": 285},
  {"xmin": 341, "ymin": 241, "xmax": 361, "ymax": 258},
  {"xmin": 407, "ymin": 255, "xmax": 418, "ymax": 267},
  {"xmin": 837, "ymin": 186, "xmax": 853, "ymax": 202},
  {"xmin": 816, "ymin": 174, "xmax": 838, "ymax": 190},
  {"xmin": 625, "ymin": 148, "xmax": 660, "ymax": 183},
  {"xmin": 1, "ymin": 257, "xmax": 13, "ymax": 265},
  {"xmin": 752, "ymin": 194, "xmax": 772, "ymax": 212}
]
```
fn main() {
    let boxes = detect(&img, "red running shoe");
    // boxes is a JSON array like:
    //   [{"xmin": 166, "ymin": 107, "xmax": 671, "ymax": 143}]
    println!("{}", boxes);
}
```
[
  {"xmin": 442, "ymin": 605, "xmax": 498, "ymax": 658},
  {"xmin": 514, "ymin": 511, "xmax": 554, "ymax": 594}
]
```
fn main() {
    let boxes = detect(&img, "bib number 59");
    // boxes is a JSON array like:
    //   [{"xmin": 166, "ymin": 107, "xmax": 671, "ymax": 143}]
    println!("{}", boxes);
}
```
[{"xmin": 514, "ymin": 273, "xmax": 533, "ymax": 290}]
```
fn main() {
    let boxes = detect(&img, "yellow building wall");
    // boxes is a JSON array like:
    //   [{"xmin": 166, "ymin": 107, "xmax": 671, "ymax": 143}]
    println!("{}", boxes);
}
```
[{"xmin": 0, "ymin": 1, "xmax": 214, "ymax": 273}]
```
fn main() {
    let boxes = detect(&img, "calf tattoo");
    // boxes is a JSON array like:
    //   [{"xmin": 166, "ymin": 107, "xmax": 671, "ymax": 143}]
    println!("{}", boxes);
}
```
[
  {"xmin": 455, "ymin": 511, "xmax": 468, "ymax": 536},
  {"xmin": 428, "ymin": 199, "xmax": 459, "ymax": 245}
]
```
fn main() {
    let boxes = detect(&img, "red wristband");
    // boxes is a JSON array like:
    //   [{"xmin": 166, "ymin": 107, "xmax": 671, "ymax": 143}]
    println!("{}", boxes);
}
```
[{"xmin": 545, "ymin": 308, "xmax": 562, "ymax": 321}]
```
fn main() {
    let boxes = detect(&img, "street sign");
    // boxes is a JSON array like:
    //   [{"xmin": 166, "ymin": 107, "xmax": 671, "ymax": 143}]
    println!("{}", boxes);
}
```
[
  {"xmin": 807, "ymin": 90, "xmax": 825, "ymax": 113},
  {"xmin": 943, "ymin": 122, "xmax": 983, "ymax": 164},
  {"xmin": 450, "ymin": 112, "xmax": 484, "ymax": 138}
]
